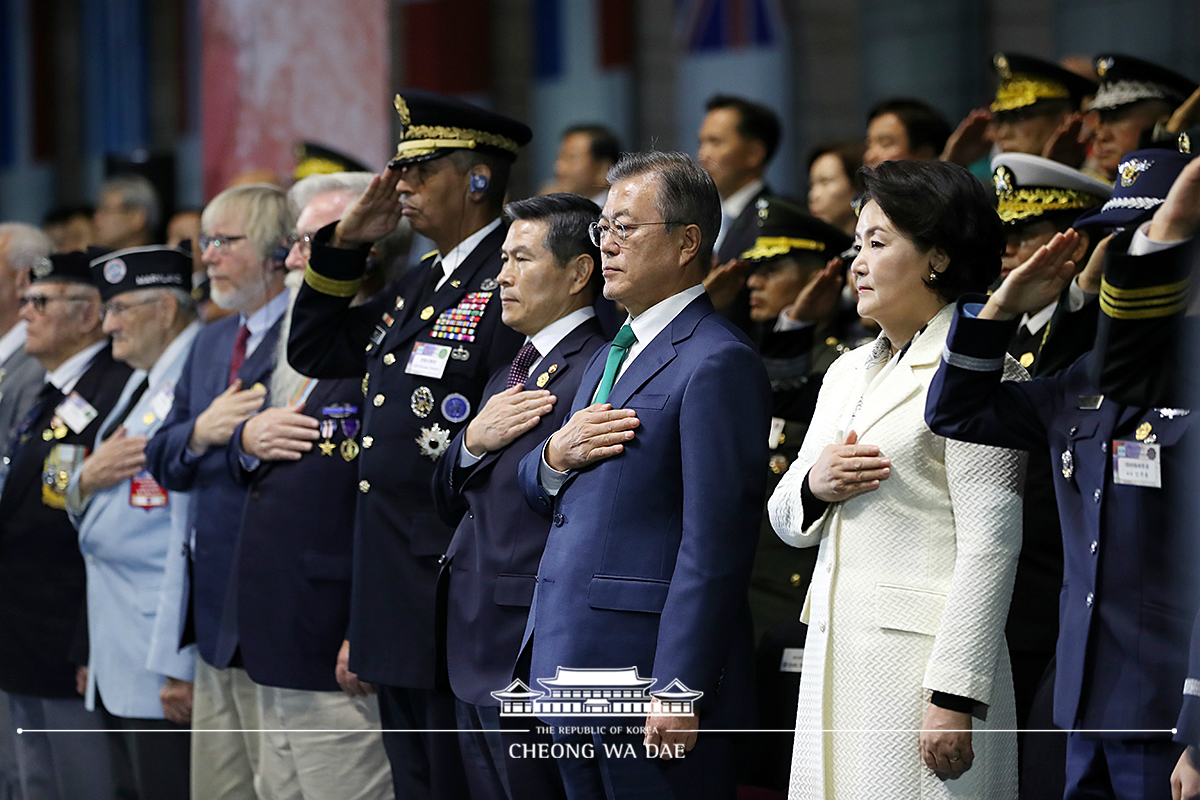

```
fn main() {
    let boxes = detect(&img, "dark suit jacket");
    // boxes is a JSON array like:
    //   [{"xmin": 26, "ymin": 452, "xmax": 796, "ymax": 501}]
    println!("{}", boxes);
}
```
[
  {"xmin": 0, "ymin": 344, "xmax": 132, "ymax": 697},
  {"xmin": 0, "ymin": 345, "xmax": 45, "ymax": 462},
  {"xmin": 222, "ymin": 376, "xmax": 362, "ymax": 691},
  {"xmin": 517, "ymin": 294, "xmax": 771, "ymax": 725},
  {"xmin": 145, "ymin": 312, "xmax": 283, "ymax": 666},
  {"xmin": 288, "ymin": 222, "xmax": 524, "ymax": 689},
  {"xmin": 926, "ymin": 298, "xmax": 1199, "ymax": 736},
  {"xmin": 432, "ymin": 316, "xmax": 605, "ymax": 707}
]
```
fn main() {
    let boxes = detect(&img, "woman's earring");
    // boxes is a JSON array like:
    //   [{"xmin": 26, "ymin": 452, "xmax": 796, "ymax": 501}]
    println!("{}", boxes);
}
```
[{"xmin": 929, "ymin": 269, "xmax": 937, "ymax": 281}]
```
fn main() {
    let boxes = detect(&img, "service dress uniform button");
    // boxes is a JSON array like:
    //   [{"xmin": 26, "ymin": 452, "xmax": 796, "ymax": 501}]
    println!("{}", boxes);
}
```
[
  {"xmin": 1093, "ymin": 488, "xmax": 1101, "ymax": 503},
  {"xmin": 373, "ymin": 394, "xmax": 385, "ymax": 407},
  {"xmin": 359, "ymin": 480, "xmax": 370, "ymax": 493},
  {"xmin": 1086, "ymin": 592, "xmax": 1094, "ymax": 607},
  {"xmin": 789, "ymin": 573, "xmax": 801, "ymax": 587},
  {"xmin": 363, "ymin": 436, "xmax": 373, "ymax": 449},
  {"xmin": 437, "ymin": 555, "xmax": 448, "ymax": 565},
  {"xmin": 553, "ymin": 512, "xmax": 565, "ymax": 527},
  {"xmin": 1090, "ymin": 541, "xmax": 1099, "ymax": 555},
  {"xmin": 1100, "ymin": 441, "xmax": 1107, "ymax": 453},
  {"xmin": 1069, "ymin": 426, "xmax": 1078, "ymax": 435},
  {"xmin": 383, "ymin": 354, "xmax": 396, "ymax": 366}
]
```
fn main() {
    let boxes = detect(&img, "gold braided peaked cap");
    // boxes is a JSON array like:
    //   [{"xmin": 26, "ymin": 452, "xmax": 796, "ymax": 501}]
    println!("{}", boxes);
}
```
[
  {"xmin": 990, "ymin": 53, "xmax": 1096, "ymax": 113},
  {"xmin": 991, "ymin": 153, "xmax": 1110, "ymax": 224},
  {"xmin": 389, "ymin": 89, "xmax": 532, "ymax": 167}
]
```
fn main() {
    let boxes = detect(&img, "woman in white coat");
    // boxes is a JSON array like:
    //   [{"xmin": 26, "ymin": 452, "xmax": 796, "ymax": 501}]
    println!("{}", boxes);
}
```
[{"xmin": 769, "ymin": 160, "xmax": 1027, "ymax": 799}]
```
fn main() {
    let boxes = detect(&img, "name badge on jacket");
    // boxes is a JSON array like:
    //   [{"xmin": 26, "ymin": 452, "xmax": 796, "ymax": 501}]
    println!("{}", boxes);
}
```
[
  {"xmin": 1112, "ymin": 440, "xmax": 1161, "ymax": 488},
  {"xmin": 130, "ymin": 471, "xmax": 169, "ymax": 508}
]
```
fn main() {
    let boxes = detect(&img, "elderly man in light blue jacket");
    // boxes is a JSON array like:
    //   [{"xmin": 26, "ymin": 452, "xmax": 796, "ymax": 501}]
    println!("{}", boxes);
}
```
[{"xmin": 66, "ymin": 245, "xmax": 201, "ymax": 799}]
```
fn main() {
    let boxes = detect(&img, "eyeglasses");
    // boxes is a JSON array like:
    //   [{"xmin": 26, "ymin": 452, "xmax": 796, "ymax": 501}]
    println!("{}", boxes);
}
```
[
  {"xmin": 20, "ymin": 294, "xmax": 93, "ymax": 313},
  {"xmin": 588, "ymin": 219, "xmax": 686, "ymax": 247},
  {"xmin": 285, "ymin": 233, "xmax": 314, "ymax": 256},
  {"xmin": 198, "ymin": 234, "xmax": 248, "ymax": 251},
  {"xmin": 101, "ymin": 297, "xmax": 159, "ymax": 318}
]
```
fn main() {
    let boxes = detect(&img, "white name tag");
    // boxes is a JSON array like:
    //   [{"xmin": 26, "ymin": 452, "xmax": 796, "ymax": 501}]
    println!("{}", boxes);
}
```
[
  {"xmin": 779, "ymin": 647, "xmax": 805, "ymax": 674},
  {"xmin": 1112, "ymin": 439, "xmax": 1162, "ymax": 488},
  {"xmin": 405, "ymin": 342, "xmax": 452, "ymax": 379},
  {"xmin": 150, "ymin": 385, "xmax": 174, "ymax": 420},
  {"xmin": 55, "ymin": 392, "xmax": 98, "ymax": 434}
]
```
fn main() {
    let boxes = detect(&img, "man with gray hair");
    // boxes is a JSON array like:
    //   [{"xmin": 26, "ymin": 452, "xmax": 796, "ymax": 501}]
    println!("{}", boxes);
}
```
[
  {"xmin": 145, "ymin": 183, "xmax": 296, "ymax": 800},
  {"xmin": 218, "ymin": 175, "xmax": 395, "ymax": 800},
  {"xmin": 0, "ymin": 224, "xmax": 51, "ymax": 457},
  {"xmin": 93, "ymin": 174, "xmax": 162, "ymax": 250},
  {"xmin": 66, "ymin": 246, "xmax": 201, "ymax": 800},
  {"xmin": 0, "ymin": 221, "xmax": 49, "ymax": 800},
  {"xmin": 518, "ymin": 151, "xmax": 771, "ymax": 797}
]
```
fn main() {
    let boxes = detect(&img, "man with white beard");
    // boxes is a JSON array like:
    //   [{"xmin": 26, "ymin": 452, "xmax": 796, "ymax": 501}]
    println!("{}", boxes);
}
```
[
  {"xmin": 145, "ymin": 183, "xmax": 295, "ymax": 800},
  {"xmin": 216, "ymin": 174, "xmax": 402, "ymax": 800}
]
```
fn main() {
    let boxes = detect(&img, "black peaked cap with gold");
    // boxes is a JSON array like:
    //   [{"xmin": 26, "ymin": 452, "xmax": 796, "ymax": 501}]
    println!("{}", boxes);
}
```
[
  {"xmin": 388, "ymin": 89, "xmax": 533, "ymax": 169},
  {"xmin": 1091, "ymin": 54, "xmax": 1198, "ymax": 112},
  {"xmin": 741, "ymin": 196, "xmax": 853, "ymax": 264},
  {"xmin": 294, "ymin": 142, "xmax": 370, "ymax": 181},
  {"xmin": 991, "ymin": 153, "xmax": 1111, "ymax": 225},
  {"xmin": 991, "ymin": 52, "xmax": 1097, "ymax": 113}
]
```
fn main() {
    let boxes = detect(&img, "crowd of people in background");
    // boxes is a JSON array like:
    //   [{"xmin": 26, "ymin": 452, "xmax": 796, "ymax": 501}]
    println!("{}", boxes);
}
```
[{"xmin": 0, "ymin": 46, "xmax": 1197, "ymax": 800}]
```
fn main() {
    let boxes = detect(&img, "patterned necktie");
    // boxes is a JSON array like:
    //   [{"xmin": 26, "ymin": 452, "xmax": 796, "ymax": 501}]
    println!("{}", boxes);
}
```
[
  {"xmin": 506, "ymin": 342, "xmax": 539, "ymax": 389},
  {"xmin": 593, "ymin": 324, "xmax": 638, "ymax": 405},
  {"xmin": 228, "ymin": 324, "xmax": 251, "ymax": 386}
]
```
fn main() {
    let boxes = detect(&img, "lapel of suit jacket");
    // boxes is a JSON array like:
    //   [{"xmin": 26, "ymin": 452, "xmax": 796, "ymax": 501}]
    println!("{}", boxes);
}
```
[
  {"xmin": 851, "ymin": 304, "xmax": 952, "ymax": 438},
  {"xmin": 386, "ymin": 224, "xmax": 506, "ymax": 351},
  {"xmin": 604, "ymin": 295, "xmax": 710, "ymax": 410},
  {"xmin": 521, "ymin": 317, "xmax": 602, "ymax": 393}
]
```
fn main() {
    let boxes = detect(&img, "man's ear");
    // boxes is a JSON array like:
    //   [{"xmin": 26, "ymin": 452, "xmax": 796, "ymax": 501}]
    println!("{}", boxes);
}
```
[
  {"xmin": 677, "ymin": 224, "xmax": 702, "ymax": 265},
  {"xmin": 567, "ymin": 253, "xmax": 593, "ymax": 295}
]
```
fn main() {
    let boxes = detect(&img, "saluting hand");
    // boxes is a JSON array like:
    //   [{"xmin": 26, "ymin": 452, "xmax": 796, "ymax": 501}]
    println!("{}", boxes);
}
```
[
  {"xmin": 188, "ymin": 380, "xmax": 267, "ymax": 455},
  {"xmin": 980, "ymin": 229, "xmax": 1080, "ymax": 321},
  {"xmin": 807, "ymin": 430, "xmax": 890, "ymax": 503},
  {"xmin": 464, "ymin": 387, "xmax": 556, "ymax": 455},
  {"xmin": 703, "ymin": 258, "xmax": 752, "ymax": 312},
  {"xmin": 1041, "ymin": 112, "xmax": 1088, "ymax": 168},
  {"xmin": 545, "ymin": 404, "xmax": 640, "ymax": 473},
  {"xmin": 1149, "ymin": 156, "xmax": 1200, "ymax": 244},
  {"xmin": 785, "ymin": 257, "xmax": 845, "ymax": 324},
  {"xmin": 240, "ymin": 401, "xmax": 319, "ymax": 462},
  {"xmin": 941, "ymin": 108, "xmax": 993, "ymax": 167},
  {"xmin": 77, "ymin": 426, "xmax": 148, "ymax": 498},
  {"xmin": 333, "ymin": 168, "xmax": 406, "ymax": 248}
]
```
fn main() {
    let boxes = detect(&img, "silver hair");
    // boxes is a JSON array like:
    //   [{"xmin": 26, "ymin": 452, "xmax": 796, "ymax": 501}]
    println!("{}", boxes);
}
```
[
  {"xmin": 0, "ymin": 223, "xmax": 52, "ymax": 274},
  {"xmin": 201, "ymin": 184, "xmax": 296, "ymax": 261},
  {"xmin": 289, "ymin": 172, "xmax": 375, "ymax": 215}
]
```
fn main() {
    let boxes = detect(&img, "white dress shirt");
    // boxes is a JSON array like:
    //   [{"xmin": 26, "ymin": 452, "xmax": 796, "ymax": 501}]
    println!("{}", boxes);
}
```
[
  {"xmin": 433, "ymin": 218, "xmax": 502, "ymax": 291},
  {"xmin": 46, "ymin": 339, "xmax": 108, "ymax": 395},
  {"xmin": 713, "ymin": 179, "xmax": 764, "ymax": 255}
]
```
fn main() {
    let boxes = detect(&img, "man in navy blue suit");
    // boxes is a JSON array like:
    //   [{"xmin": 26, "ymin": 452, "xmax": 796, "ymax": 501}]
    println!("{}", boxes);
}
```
[
  {"xmin": 145, "ymin": 183, "xmax": 296, "ymax": 800},
  {"xmin": 432, "ymin": 193, "xmax": 607, "ymax": 800},
  {"xmin": 518, "ymin": 151, "xmax": 771, "ymax": 799},
  {"xmin": 925, "ymin": 233, "xmax": 1199, "ymax": 800}
]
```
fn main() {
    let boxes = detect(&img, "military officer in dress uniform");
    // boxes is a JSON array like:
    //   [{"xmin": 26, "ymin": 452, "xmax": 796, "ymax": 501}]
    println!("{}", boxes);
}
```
[
  {"xmin": 0, "ymin": 250, "xmax": 134, "ymax": 800},
  {"xmin": 287, "ymin": 89, "xmax": 529, "ymax": 800},
  {"xmin": 65, "ymin": 245, "xmax": 200, "ymax": 799},
  {"xmin": 926, "ymin": 234, "xmax": 1199, "ymax": 800},
  {"xmin": 1088, "ymin": 54, "xmax": 1198, "ymax": 183},
  {"xmin": 988, "ymin": 53, "xmax": 1097, "ymax": 157},
  {"xmin": 736, "ymin": 198, "xmax": 851, "ymax": 793}
]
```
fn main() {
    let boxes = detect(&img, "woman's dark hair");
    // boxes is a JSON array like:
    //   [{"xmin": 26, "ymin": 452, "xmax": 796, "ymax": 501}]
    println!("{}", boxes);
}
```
[
  {"xmin": 858, "ymin": 160, "xmax": 1003, "ymax": 301},
  {"xmin": 807, "ymin": 140, "xmax": 867, "ymax": 193}
]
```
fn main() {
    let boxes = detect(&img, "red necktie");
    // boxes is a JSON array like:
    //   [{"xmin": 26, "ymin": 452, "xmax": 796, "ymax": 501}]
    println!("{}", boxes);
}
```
[{"xmin": 228, "ymin": 324, "xmax": 251, "ymax": 386}]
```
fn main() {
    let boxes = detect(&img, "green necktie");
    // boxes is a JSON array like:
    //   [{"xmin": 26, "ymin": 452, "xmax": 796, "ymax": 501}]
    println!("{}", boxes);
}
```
[{"xmin": 593, "ymin": 324, "xmax": 638, "ymax": 405}]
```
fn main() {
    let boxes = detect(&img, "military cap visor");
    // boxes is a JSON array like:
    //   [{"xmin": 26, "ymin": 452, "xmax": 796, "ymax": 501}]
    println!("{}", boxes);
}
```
[
  {"xmin": 294, "ymin": 141, "xmax": 370, "ymax": 180},
  {"xmin": 1090, "ymin": 54, "xmax": 1198, "ymax": 112},
  {"xmin": 991, "ymin": 53, "xmax": 1097, "ymax": 113},
  {"xmin": 741, "ymin": 197, "xmax": 853, "ymax": 264},
  {"xmin": 388, "ymin": 89, "xmax": 532, "ymax": 169},
  {"xmin": 89, "ymin": 245, "xmax": 194, "ymax": 302},
  {"xmin": 991, "ymin": 153, "xmax": 1111, "ymax": 225},
  {"xmin": 1074, "ymin": 149, "xmax": 1196, "ymax": 229}
]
